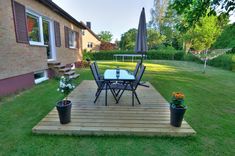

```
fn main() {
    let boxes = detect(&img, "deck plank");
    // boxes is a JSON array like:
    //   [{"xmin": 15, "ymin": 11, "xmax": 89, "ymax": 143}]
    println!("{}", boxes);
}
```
[{"xmin": 32, "ymin": 80, "xmax": 196, "ymax": 136}]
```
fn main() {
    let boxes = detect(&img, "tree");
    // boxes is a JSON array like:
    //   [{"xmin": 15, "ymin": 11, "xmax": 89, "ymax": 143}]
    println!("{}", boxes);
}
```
[
  {"xmin": 147, "ymin": 28, "xmax": 166, "ymax": 49},
  {"xmin": 160, "ymin": 5, "xmax": 182, "ymax": 49},
  {"xmin": 97, "ymin": 31, "xmax": 113, "ymax": 42},
  {"xmin": 212, "ymin": 23, "xmax": 235, "ymax": 48},
  {"xmin": 149, "ymin": 0, "xmax": 169, "ymax": 32},
  {"xmin": 183, "ymin": 13, "xmax": 223, "ymax": 52},
  {"xmin": 171, "ymin": 0, "xmax": 233, "ymax": 31},
  {"xmin": 120, "ymin": 28, "xmax": 167, "ymax": 50},
  {"xmin": 120, "ymin": 28, "xmax": 137, "ymax": 50},
  {"xmin": 149, "ymin": 0, "xmax": 182, "ymax": 49}
]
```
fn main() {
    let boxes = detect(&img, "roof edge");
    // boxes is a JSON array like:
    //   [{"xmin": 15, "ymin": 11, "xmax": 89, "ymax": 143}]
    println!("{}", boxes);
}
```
[
  {"xmin": 36, "ymin": 0, "xmax": 86, "ymax": 29},
  {"xmin": 80, "ymin": 22, "xmax": 101, "ymax": 41}
]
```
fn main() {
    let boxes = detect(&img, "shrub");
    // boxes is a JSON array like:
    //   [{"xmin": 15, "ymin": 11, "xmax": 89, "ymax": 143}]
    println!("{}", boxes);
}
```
[
  {"xmin": 227, "ymin": 47, "xmax": 235, "ymax": 54},
  {"xmin": 183, "ymin": 53, "xmax": 202, "ymax": 63},
  {"xmin": 232, "ymin": 55, "xmax": 235, "ymax": 71},
  {"xmin": 208, "ymin": 54, "xmax": 235, "ymax": 71},
  {"xmin": 174, "ymin": 52, "xmax": 185, "ymax": 60},
  {"xmin": 83, "ymin": 50, "xmax": 185, "ymax": 61},
  {"xmin": 83, "ymin": 50, "xmax": 235, "ymax": 72},
  {"xmin": 183, "ymin": 53, "xmax": 235, "ymax": 71}
]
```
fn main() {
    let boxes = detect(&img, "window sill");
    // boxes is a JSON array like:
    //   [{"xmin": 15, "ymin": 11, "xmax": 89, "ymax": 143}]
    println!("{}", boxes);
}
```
[
  {"xmin": 29, "ymin": 42, "xmax": 48, "ymax": 47},
  {"xmin": 35, "ymin": 77, "xmax": 48, "ymax": 84},
  {"xmin": 69, "ymin": 47, "xmax": 77, "ymax": 50}
]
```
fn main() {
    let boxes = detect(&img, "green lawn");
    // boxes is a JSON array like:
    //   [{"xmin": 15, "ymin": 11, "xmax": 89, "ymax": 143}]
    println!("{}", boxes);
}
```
[{"xmin": 0, "ymin": 60, "xmax": 234, "ymax": 155}]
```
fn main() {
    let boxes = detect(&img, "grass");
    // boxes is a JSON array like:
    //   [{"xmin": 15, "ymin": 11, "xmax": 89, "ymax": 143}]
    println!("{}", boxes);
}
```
[{"xmin": 0, "ymin": 60, "xmax": 235, "ymax": 155}]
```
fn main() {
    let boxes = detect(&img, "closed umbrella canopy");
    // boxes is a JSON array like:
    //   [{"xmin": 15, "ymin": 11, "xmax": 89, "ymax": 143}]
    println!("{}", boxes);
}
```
[{"xmin": 135, "ymin": 7, "xmax": 148, "ymax": 58}]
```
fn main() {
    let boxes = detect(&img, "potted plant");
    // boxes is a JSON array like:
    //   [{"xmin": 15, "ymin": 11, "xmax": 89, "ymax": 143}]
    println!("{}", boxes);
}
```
[
  {"xmin": 57, "ymin": 76, "xmax": 75, "ymax": 124},
  {"xmin": 170, "ymin": 92, "xmax": 187, "ymax": 127}
]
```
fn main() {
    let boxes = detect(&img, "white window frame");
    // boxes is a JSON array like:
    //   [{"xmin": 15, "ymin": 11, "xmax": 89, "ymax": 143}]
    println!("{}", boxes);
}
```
[
  {"xmin": 34, "ymin": 70, "xmax": 48, "ymax": 84},
  {"xmin": 82, "ymin": 30, "xmax": 85, "ymax": 35},
  {"xmin": 87, "ymin": 42, "xmax": 93, "ymax": 48},
  {"xmin": 69, "ymin": 30, "xmax": 77, "ymax": 49},
  {"xmin": 26, "ymin": 10, "xmax": 44, "ymax": 46},
  {"xmin": 43, "ymin": 17, "xmax": 57, "ymax": 61}
]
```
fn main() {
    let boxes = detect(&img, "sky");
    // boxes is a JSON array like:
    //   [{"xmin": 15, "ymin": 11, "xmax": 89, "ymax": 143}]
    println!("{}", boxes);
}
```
[
  {"xmin": 52, "ymin": 0, "xmax": 153, "ymax": 42},
  {"xmin": 52, "ymin": 0, "xmax": 235, "ymax": 43}
]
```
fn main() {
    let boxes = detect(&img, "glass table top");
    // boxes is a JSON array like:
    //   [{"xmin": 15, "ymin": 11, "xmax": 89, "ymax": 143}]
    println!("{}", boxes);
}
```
[{"xmin": 104, "ymin": 69, "xmax": 135, "ymax": 81}]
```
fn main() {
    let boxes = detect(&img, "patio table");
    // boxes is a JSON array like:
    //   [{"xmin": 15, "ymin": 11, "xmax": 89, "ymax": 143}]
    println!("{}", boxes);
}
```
[{"xmin": 104, "ymin": 69, "xmax": 135, "ymax": 106}]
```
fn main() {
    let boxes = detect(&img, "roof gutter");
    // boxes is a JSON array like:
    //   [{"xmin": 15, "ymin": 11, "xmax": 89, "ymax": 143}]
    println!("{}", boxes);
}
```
[
  {"xmin": 80, "ymin": 22, "xmax": 101, "ymax": 41},
  {"xmin": 36, "ymin": 0, "xmax": 86, "ymax": 29}
]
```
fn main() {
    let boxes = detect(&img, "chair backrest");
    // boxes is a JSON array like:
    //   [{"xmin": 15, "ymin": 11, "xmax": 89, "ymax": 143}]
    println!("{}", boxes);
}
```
[
  {"xmin": 134, "ymin": 65, "xmax": 146, "ymax": 89},
  {"xmin": 133, "ymin": 61, "xmax": 141, "ymax": 77},
  {"xmin": 90, "ymin": 63, "xmax": 102, "ymax": 87},
  {"xmin": 94, "ymin": 61, "xmax": 100, "ymax": 77}
]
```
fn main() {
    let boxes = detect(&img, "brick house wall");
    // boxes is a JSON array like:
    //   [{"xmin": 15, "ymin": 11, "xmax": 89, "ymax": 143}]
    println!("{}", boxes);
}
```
[
  {"xmin": 0, "ymin": 0, "xmax": 84, "ymax": 96},
  {"xmin": 82, "ymin": 29, "xmax": 101, "ymax": 52}
]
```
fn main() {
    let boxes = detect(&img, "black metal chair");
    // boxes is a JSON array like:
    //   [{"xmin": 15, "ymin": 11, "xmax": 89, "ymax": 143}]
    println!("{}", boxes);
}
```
[
  {"xmin": 90, "ymin": 63, "xmax": 118, "ymax": 105},
  {"xmin": 116, "ymin": 65, "xmax": 146, "ymax": 106},
  {"xmin": 93, "ymin": 61, "xmax": 103, "ymax": 80},
  {"xmin": 113, "ymin": 61, "xmax": 142, "ymax": 97},
  {"xmin": 133, "ymin": 60, "xmax": 141, "ymax": 77},
  {"xmin": 132, "ymin": 61, "xmax": 149, "ymax": 88}
]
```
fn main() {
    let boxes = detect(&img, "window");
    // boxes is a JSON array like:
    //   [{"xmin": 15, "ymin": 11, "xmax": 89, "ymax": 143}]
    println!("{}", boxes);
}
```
[
  {"xmin": 42, "ymin": 19, "xmax": 49, "ymax": 46},
  {"xmin": 82, "ymin": 30, "xmax": 85, "ymax": 35},
  {"xmin": 87, "ymin": 42, "xmax": 93, "ymax": 48},
  {"xmin": 69, "ymin": 30, "xmax": 77, "ymax": 48},
  {"xmin": 34, "ymin": 70, "xmax": 48, "ymax": 84},
  {"xmin": 26, "ymin": 10, "xmax": 49, "ymax": 46}
]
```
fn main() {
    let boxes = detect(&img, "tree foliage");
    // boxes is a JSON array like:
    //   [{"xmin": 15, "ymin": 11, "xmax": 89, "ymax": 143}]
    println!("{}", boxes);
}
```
[
  {"xmin": 149, "ymin": 0, "xmax": 169, "ymax": 32},
  {"xmin": 161, "ymin": 6, "xmax": 182, "ymax": 49},
  {"xmin": 97, "ymin": 31, "xmax": 113, "ymax": 42},
  {"xmin": 147, "ymin": 28, "xmax": 166, "ymax": 49},
  {"xmin": 184, "ymin": 14, "xmax": 223, "ymax": 51},
  {"xmin": 119, "ymin": 28, "xmax": 167, "ymax": 50},
  {"xmin": 149, "ymin": 0, "xmax": 182, "ymax": 49},
  {"xmin": 170, "ymin": 0, "xmax": 233, "ymax": 31},
  {"xmin": 120, "ymin": 28, "xmax": 137, "ymax": 50},
  {"xmin": 212, "ymin": 24, "xmax": 235, "ymax": 48}
]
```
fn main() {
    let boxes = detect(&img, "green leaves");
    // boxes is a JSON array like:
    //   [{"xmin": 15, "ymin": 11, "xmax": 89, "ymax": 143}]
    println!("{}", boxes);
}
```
[
  {"xmin": 171, "ymin": 0, "xmax": 211, "ymax": 32},
  {"xmin": 120, "ymin": 28, "xmax": 137, "ymax": 50},
  {"xmin": 97, "ymin": 31, "xmax": 113, "ymax": 42},
  {"xmin": 120, "ymin": 28, "xmax": 167, "ymax": 50},
  {"xmin": 184, "ymin": 14, "xmax": 222, "ymax": 50},
  {"xmin": 171, "ymin": 0, "xmax": 234, "ymax": 32}
]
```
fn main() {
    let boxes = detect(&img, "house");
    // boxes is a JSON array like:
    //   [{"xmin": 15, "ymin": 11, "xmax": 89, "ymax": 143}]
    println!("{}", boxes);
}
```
[
  {"xmin": 0, "ymin": 0, "xmax": 86, "ymax": 96},
  {"xmin": 81, "ymin": 22, "xmax": 101, "ymax": 52}
]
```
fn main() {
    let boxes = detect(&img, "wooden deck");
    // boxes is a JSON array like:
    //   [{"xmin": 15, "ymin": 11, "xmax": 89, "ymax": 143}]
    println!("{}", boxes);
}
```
[{"xmin": 33, "ymin": 80, "xmax": 196, "ymax": 136}]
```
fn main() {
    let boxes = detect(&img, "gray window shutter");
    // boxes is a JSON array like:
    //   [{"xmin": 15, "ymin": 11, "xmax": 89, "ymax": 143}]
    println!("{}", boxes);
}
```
[
  {"xmin": 64, "ymin": 26, "xmax": 69, "ymax": 48},
  {"xmin": 76, "ymin": 31, "xmax": 79, "ymax": 49},
  {"xmin": 54, "ymin": 21, "xmax": 61, "ymax": 47},
  {"xmin": 12, "ymin": 0, "xmax": 29, "ymax": 44},
  {"xmin": 80, "ymin": 30, "xmax": 83, "ymax": 50}
]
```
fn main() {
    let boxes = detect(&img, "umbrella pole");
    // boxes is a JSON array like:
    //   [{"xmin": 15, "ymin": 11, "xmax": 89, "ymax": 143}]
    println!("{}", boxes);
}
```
[
  {"xmin": 139, "ymin": 52, "xmax": 149, "ymax": 88},
  {"xmin": 141, "ymin": 53, "xmax": 143, "ymax": 64}
]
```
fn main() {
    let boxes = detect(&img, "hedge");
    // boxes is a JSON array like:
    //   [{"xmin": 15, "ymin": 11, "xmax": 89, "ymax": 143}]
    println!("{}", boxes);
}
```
[
  {"xmin": 84, "ymin": 50, "xmax": 185, "ymax": 61},
  {"xmin": 83, "ymin": 50, "xmax": 235, "ymax": 71},
  {"xmin": 184, "ymin": 53, "xmax": 235, "ymax": 71}
]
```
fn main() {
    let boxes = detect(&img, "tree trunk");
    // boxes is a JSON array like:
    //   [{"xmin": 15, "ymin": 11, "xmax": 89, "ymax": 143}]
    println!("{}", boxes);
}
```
[
  {"xmin": 183, "ymin": 41, "xmax": 192, "ymax": 54},
  {"xmin": 203, "ymin": 59, "xmax": 207, "ymax": 74}
]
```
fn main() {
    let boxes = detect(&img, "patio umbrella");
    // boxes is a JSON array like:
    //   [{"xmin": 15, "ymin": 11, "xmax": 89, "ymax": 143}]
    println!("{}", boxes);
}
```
[{"xmin": 135, "ymin": 7, "xmax": 148, "ymax": 64}]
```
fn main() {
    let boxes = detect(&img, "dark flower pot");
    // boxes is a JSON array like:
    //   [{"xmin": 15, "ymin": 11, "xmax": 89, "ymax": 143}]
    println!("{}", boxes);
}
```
[
  {"xmin": 170, "ymin": 105, "xmax": 186, "ymax": 127},
  {"xmin": 56, "ymin": 100, "xmax": 72, "ymax": 124}
]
